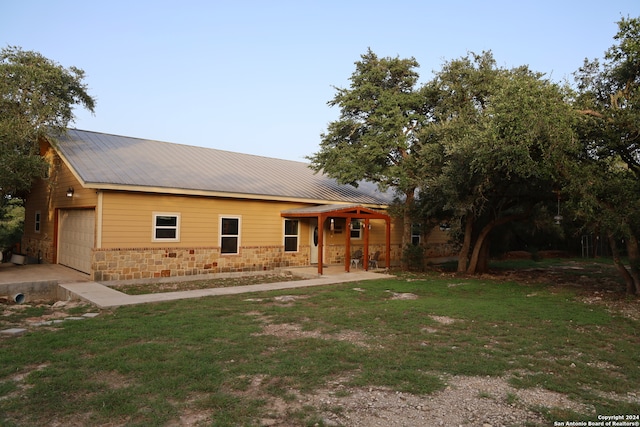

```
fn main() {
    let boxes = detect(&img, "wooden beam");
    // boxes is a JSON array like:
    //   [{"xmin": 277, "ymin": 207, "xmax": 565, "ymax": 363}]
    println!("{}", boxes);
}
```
[
  {"xmin": 317, "ymin": 214, "xmax": 324, "ymax": 275},
  {"xmin": 345, "ymin": 217, "xmax": 351, "ymax": 272},
  {"xmin": 363, "ymin": 218, "xmax": 370, "ymax": 271},
  {"xmin": 385, "ymin": 217, "xmax": 391, "ymax": 269}
]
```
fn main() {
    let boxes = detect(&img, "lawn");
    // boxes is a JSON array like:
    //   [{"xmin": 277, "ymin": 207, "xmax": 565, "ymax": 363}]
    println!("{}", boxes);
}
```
[{"xmin": 0, "ymin": 259, "xmax": 638, "ymax": 426}]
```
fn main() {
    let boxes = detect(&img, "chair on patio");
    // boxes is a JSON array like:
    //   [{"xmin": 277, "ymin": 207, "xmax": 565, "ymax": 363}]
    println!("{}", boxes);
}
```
[
  {"xmin": 351, "ymin": 249, "xmax": 363, "ymax": 269},
  {"xmin": 368, "ymin": 251, "xmax": 381, "ymax": 269}
]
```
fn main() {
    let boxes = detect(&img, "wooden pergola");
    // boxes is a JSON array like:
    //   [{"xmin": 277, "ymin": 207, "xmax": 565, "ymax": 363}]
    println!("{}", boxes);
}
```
[{"xmin": 281, "ymin": 204, "xmax": 391, "ymax": 275}]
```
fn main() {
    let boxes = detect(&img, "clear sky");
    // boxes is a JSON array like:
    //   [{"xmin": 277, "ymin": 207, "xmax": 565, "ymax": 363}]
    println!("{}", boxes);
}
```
[{"xmin": 2, "ymin": 0, "xmax": 638, "ymax": 161}]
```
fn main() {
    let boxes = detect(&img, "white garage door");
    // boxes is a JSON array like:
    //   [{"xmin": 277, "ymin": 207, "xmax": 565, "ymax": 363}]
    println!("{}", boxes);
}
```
[{"xmin": 58, "ymin": 209, "xmax": 95, "ymax": 274}]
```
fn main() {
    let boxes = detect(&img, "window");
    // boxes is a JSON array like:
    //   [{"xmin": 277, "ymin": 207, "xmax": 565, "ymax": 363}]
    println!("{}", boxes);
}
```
[
  {"xmin": 153, "ymin": 213, "xmax": 180, "ymax": 241},
  {"xmin": 350, "ymin": 220, "xmax": 362, "ymax": 239},
  {"xmin": 284, "ymin": 219, "xmax": 299, "ymax": 252},
  {"xmin": 220, "ymin": 216, "xmax": 240, "ymax": 254},
  {"xmin": 35, "ymin": 211, "xmax": 41, "ymax": 233},
  {"xmin": 411, "ymin": 223, "xmax": 421, "ymax": 246}
]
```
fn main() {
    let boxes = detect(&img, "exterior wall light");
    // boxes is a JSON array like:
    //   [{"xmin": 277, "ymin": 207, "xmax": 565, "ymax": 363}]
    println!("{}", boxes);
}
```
[
  {"xmin": 554, "ymin": 191, "xmax": 562, "ymax": 224},
  {"xmin": 66, "ymin": 187, "xmax": 74, "ymax": 197}
]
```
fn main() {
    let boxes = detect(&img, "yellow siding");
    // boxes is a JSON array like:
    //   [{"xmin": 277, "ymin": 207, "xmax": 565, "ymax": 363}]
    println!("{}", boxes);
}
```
[
  {"xmin": 23, "ymin": 145, "xmax": 97, "ymax": 244},
  {"xmin": 99, "ymin": 192, "xmax": 405, "ymax": 251},
  {"xmin": 100, "ymin": 192, "xmax": 318, "ymax": 249},
  {"xmin": 426, "ymin": 227, "xmax": 451, "ymax": 245}
]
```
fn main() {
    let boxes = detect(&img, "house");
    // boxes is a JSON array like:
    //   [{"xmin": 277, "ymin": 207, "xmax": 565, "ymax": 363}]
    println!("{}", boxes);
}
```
[{"xmin": 21, "ymin": 129, "xmax": 449, "ymax": 281}]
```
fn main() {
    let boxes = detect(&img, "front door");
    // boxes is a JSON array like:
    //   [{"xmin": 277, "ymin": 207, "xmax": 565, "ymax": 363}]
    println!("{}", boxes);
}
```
[{"xmin": 310, "ymin": 219, "xmax": 319, "ymax": 264}]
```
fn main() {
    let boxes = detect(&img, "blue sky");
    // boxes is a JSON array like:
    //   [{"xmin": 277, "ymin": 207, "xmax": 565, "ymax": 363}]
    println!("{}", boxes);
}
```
[{"xmin": 3, "ymin": 1, "xmax": 638, "ymax": 161}]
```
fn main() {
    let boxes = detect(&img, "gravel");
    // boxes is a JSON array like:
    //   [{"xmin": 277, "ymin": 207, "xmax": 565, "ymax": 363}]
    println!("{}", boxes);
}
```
[{"xmin": 296, "ymin": 375, "xmax": 596, "ymax": 427}]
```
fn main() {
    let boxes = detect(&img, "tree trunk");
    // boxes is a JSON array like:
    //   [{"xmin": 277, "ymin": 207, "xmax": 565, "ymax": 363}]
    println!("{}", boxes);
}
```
[
  {"xmin": 625, "ymin": 235, "xmax": 640, "ymax": 295},
  {"xmin": 607, "ymin": 232, "xmax": 636, "ymax": 294},
  {"xmin": 467, "ymin": 211, "xmax": 530, "ymax": 274},
  {"xmin": 457, "ymin": 214, "xmax": 473, "ymax": 273},
  {"xmin": 477, "ymin": 236, "xmax": 491, "ymax": 274},
  {"xmin": 401, "ymin": 189, "xmax": 415, "ymax": 270},
  {"xmin": 467, "ymin": 222, "xmax": 493, "ymax": 274}
]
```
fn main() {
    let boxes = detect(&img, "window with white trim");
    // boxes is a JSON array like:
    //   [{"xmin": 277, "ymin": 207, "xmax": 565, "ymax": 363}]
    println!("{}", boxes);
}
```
[
  {"xmin": 411, "ymin": 223, "xmax": 421, "ymax": 246},
  {"xmin": 35, "ymin": 211, "xmax": 41, "ymax": 233},
  {"xmin": 284, "ymin": 219, "xmax": 299, "ymax": 252},
  {"xmin": 220, "ymin": 216, "xmax": 240, "ymax": 254},
  {"xmin": 153, "ymin": 213, "xmax": 180, "ymax": 242},
  {"xmin": 350, "ymin": 220, "xmax": 362, "ymax": 239}
]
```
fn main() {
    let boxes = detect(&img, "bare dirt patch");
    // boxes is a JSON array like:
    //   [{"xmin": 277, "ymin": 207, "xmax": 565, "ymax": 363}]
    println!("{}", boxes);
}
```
[
  {"xmin": 429, "ymin": 315, "xmax": 457, "ymax": 325},
  {"xmin": 387, "ymin": 291, "xmax": 419, "ymax": 300},
  {"xmin": 244, "ymin": 374, "xmax": 594, "ymax": 427},
  {"xmin": 248, "ymin": 299, "xmax": 373, "ymax": 349},
  {"xmin": 1, "ymin": 300, "xmax": 96, "ymax": 333}
]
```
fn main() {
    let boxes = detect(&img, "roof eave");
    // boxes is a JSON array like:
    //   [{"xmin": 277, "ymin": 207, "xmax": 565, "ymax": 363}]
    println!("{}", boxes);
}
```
[{"xmin": 82, "ymin": 182, "xmax": 390, "ymax": 209}]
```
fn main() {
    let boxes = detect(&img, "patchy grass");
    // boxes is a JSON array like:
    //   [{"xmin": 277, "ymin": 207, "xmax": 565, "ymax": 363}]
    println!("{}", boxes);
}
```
[{"xmin": 0, "ymin": 259, "xmax": 638, "ymax": 426}]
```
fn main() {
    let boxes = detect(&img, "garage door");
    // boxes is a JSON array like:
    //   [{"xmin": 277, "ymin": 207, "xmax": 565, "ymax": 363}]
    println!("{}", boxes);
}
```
[{"xmin": 58, "ymin": 209, "xmax": 95, "ymax": 274}]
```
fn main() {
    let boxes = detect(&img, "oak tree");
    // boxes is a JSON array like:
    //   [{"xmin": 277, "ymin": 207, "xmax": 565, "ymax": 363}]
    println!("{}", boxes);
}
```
[
  {"xmin": 308, "ymin": 49, "xmax": 428, "ymax": 264},
  {"xmin": 572, "ymin": 17, "xmax": 640, "ymax": 294},
  {"xmin": 416, "ymin": 52, "xmax": 576, "ymax": 273},
  {"xmin": 0, "ymin": 46, "xmax": 95, "ymax": 200}
]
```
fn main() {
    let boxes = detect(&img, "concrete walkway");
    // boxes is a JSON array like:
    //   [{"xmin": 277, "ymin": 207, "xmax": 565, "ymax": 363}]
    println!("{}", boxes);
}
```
[
  {"xmin": 1, "ymin": 263, "xmax": 394, "ymax": 309},
  {"xmin": 59, "ymin": 270, "xmax": 393, "ymax": 309}
]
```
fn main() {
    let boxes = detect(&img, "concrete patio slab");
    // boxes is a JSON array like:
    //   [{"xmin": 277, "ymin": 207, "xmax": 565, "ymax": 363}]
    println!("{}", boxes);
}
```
[{"xmin": 0, "ymin": 263, "xmax": 90, "ymax": 285}]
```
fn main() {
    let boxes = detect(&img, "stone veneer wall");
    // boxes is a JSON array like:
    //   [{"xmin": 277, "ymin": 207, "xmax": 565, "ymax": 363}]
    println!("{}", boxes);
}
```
[
  {"xmin": 91, "ymin": 245, "xmax": 310, "ymax": 282},
  {"xmin": 326, "ymin": 244, "xmax": 402, "ymax": 268},
  {"xmin": 22, "ymin": 236, "xmax": 54, "ymax": 264},
  {"xmin": 423, "ymin": 242, "xmax": 458, "ymax": 258}
]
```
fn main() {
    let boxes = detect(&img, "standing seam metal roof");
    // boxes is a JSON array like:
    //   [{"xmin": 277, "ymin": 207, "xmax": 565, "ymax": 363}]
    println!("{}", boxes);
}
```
[{"xmin": 53, "ymin": 129, "xmax": 395, "ymax": 206}]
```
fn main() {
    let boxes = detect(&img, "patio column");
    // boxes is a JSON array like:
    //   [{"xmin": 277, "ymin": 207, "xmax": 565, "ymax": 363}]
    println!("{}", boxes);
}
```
[
  {"xmin": 363, "ymin": 218, "xmax": 370, "ymax": 271},
  {"xmin": 345, "ymin": 216, "xmax": 351, "ymax": 272},
  {"xmin": 317, "ymin": 214, "xmax": 324, "ymax": 275},
  {"xmin": 385, "ymin": 217, "xmax": 391, "ymax": 269}
]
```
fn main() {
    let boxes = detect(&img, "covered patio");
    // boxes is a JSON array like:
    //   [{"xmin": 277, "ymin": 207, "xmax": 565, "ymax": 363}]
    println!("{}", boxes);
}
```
[{"xmin": 281, "ymin": 204, "xmax": 391, "ymax": 275}]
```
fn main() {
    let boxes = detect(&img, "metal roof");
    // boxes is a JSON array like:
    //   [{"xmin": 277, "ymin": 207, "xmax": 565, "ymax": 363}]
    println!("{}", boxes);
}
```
[{"xmin": 52, "ymin": 129, "xmax": 395, "ymax": 206}]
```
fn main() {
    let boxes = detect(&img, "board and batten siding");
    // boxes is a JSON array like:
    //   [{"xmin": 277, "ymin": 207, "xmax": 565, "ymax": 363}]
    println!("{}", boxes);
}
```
[{"xmin": 99, "ymin": 191, "xmax": 312, "ymax": 249}]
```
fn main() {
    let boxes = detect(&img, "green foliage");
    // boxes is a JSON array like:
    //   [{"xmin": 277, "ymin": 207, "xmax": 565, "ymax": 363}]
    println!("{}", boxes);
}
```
[
  {"xmin": 308, "ymin": 48, "xmax": 425, "ymax": 194},
  {"xmin": 0, "ymin": 46, "xmax": 95, "ymax": 199},
  {"xmin": 307, "ymin": 49, "xmax": 429, "ymax": 254},
  {"xmin": 401, "ymin": 243, "xmax": 425, "ymax": 271},
  {"xmin": 0, "ymin": 197, "xmax": 24, "ymax": 254},
  {"xmin": 311, "ymin": 48, "xmax": 578, "ymax": 272},
  {"xmin": 571, "ymin": 16, "xmax": 640, "ymax": 293},
  {"xmin": 417, "ymin": 51, "xmax": 577, "ymax": 273}
]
